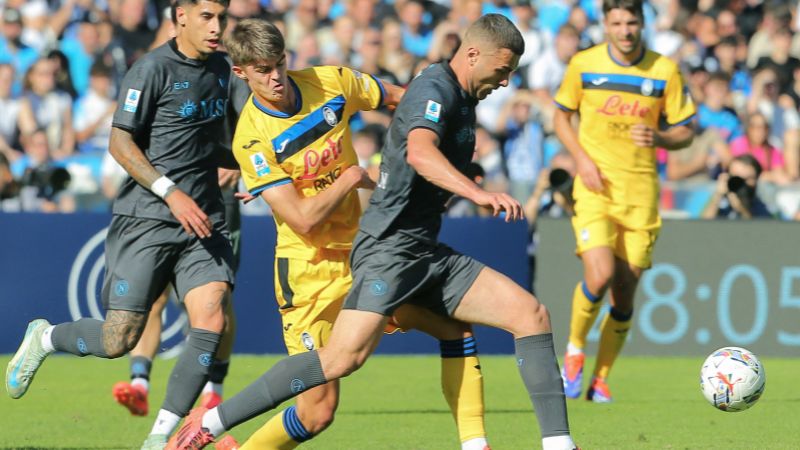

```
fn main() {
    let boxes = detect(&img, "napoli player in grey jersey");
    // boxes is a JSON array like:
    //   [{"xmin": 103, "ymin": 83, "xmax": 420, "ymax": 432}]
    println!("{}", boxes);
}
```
[
  {"xmin": 6, "ymin": 1, "xmax": 237, "ymax": 449},
  {"xmin": 171, "ymin": 14, "xmax": 578, "ymax": 450}
]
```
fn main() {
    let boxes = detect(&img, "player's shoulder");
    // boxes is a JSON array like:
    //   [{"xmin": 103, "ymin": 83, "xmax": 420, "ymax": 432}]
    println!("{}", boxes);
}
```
[
  {"xmin": 643, "ymin": 48, "xmax": 680, "ymax": 74},
  {"xmin": 569, "ymin": 43, "xmax": 608, "ymax": 67},
  {"xmin": 406, "ymin": 63, "xmax": 459, "ymax": 99}
]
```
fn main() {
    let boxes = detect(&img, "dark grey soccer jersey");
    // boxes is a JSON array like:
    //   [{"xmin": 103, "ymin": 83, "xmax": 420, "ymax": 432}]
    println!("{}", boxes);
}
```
[
  {"xmin": 111, "ymin": 39, "xmax": 233, "ymax": 225},
  {"xmin": 360, "ymin": 62, "xmax": 477, "ymax": 243}
]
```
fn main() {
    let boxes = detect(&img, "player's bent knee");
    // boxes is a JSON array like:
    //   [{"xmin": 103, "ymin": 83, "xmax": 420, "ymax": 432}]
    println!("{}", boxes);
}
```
[{"xmin": 304, "ymin": 404, "xmax": 336, "ymax": 434}]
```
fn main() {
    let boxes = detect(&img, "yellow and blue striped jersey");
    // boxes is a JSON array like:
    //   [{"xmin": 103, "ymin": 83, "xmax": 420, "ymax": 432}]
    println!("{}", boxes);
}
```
[
  {"xmin": 233, "ymin": 65, "xmax": 386, "ymax": 259},
  {"xmin": 554, "ymin": 43, "xmax": 695, "ymax": 206}
]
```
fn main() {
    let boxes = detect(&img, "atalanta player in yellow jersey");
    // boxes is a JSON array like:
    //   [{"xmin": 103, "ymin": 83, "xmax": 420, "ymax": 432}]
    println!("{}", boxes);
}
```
[
  {"xmin": 193, "ymin": 19, "xmax": 490, "ymax": 450},
  {"xmin": 553, "ymin": 0, "xmax": 695, "ymax": 403}
]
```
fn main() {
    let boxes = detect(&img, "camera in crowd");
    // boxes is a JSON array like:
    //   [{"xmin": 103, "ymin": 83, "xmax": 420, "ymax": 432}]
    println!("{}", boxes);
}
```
[
  {"xmin": 21, "ymin": 166, "xmax": 71, "ymax": 200},
  {"xmin": 726, "ymin": 175, "xmax": 755, "ymax": 209},
  {"xmin": 548, "ymin": 167, "xmax": 574, "ymax": 205}
]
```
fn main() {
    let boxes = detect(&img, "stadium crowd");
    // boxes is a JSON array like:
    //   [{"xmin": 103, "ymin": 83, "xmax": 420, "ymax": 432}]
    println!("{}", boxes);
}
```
[{"xmin": 1, "ymin": 0, "xmax": 800, "ymax": 220}]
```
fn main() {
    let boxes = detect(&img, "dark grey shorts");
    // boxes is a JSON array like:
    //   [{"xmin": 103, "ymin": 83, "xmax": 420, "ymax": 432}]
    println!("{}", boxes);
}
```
[
  {"xmin": 343, "ymin": 231, "xmax": 485, "ymax": 316},
  {"xmin": 102, "ymin": 215, "xmax": 235, "ymax": 313}
]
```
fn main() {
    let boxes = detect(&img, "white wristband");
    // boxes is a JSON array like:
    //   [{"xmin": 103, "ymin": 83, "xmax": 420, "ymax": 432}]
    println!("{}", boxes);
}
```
[{"xmin": 151, "ymin": 176, "xmax": 176, "ymax": 199}]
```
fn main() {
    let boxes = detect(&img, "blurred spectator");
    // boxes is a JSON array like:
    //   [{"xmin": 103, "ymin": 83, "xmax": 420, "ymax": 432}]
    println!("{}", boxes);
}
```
[
  {"xmin": 284, "ymin": 0, "xmax": 320, "ymax": 51},
  {"xmin": 48, "ymin": 50, "xmax": 79, "ymax": 99},
  {"xmin": 473, "ymin": 125, "xmax": 508, "ymax": 195},
  {"xmin": 0, "ymin": 7, "xmax": 39, "ymax": 96},
  {"xmin": 528, "ymin": 24, "xmax": 579, "ymax": 134},
  {"xmin": 352, "ymin": 26, "xmax": 398, "ymax": 84},
  {"xmin": 665, "ymin": 127, "xmax": 729, "ymax": 182},
  {"xmin": 730, "ymin": 113, "xmax": 792, "ymax": 185},
  {"xmin": 19, "ymin": 0, "xmax": 55, "ymax": 53},
  {"xmin": 0, "ymin": 152, "xmax": 21, "ymax": 211},
  {"xmin": 399, "ymin": 0, "xmax": 433, "ymax": 58},
  {"xmin": 712, "ymin": 35, "xmax": 751, "ymax": 109},
  {"xmin": 320, "ymin": 14, "xmax": 355, "ymax": 65},
  {"xmin": 567, "ymin": 5, "xmax": 602, "ymax": 51},
  {"xmin": 697, "ymin": 72, "xmax": 743, "ymax": 143},
  {"xmin": 702, "ymin": 154, "xmax": 773, "ymax": 219},
  {"xmin": 352, "ymin": 127, "xmax": 382, "ymax": 211},
  {"xmin": 17, "ymin": 58, "xmax": 75, "ymax": 160},
  {"xmin": 747, "ymin": 67, "xmax": 800, "ymax": 165},
  {"xmin": 379, "ymin": 19, "xmax": 415, "ymax": 84},
  {"xmin": 73, "ymin": 61, "xmax": 115, "ymax": 154},
  {"xmin": 426, "ymin": 19, "xmax": 461, "ymax": 63},
  {"xmin": 59, "ymin": 12, "xmax": 104, "ymax": 96},
  {"xmin": 12, "ymin": 128, "xmax": 75, "ymax": 212},
  {"xmin": 508, "ymin": 0, "xmax": 544, "ymax": 78},
  {"xmin": 111, "ymin": 0, "xmax": 156, "ymax": 68},
  {"xmin": 753, "ymin": 28, "xmax": 800, "ymax": 95},
  {"xmin": 537, "ymin": 0, "xmax": 572, "ymax": 40},
  {"xmin": 99, "ymin": 148, "xmax": 127, "ymax": 201},
  {"xmin": 495, "ymin": 90, "xmax": 544, "ymax": 203},
  {"xmin": 0, "ymin": 63, "xmax": 21, "ymax": 160},
  {"xmin": 746, "ymin": 2, "xmax": 790, "ymax": 69}
]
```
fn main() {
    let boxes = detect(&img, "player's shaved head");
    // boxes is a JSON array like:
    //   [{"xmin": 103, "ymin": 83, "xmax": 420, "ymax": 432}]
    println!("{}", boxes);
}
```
[
  {"xmin": 463, "ymin": 14, "xmax": 524, "ymax": 56},
  {"xmin": 226, "ymin": 18, "xmax": 285, "ymax": 66}
]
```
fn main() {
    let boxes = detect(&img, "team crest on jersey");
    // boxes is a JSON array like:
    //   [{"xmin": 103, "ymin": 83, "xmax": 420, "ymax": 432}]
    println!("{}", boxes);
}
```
[
  {"xmin": 250, "ymin": 152, "xmax": 270, "ymax": 176},
  {"xmin": 123, "ymin": 89, "xmax": 141, "ymax": 112},
  {"xmin": 323, "ymin": 106, "xmax": 338, "ymax": 126},
  {"xmin": 424, "ymin": 100, "xmax": 441, "ymax": 123},
  {"xmin": 301, "ymin": 332, "xmax": 315, "ymax": 350},
  {"xmin": 641, "ymin": 79, "xmax": 654, "ymax": 97}
]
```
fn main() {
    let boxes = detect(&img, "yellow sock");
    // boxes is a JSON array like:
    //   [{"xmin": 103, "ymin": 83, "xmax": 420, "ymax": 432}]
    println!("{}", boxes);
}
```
[
  {"xmin": 440, "ymin": 338, "xmax": 486, "ymax": 443},
  {"xmin": 239, "ymin": 409, "xmax": 299, "ymax": 450},
  {"xmin": 568, "ymin": 281, "xmax": 603, "ymax": 350},
  {"xmin": 594, "ymin": 308, "xmax": 632, "ymax": 380}
]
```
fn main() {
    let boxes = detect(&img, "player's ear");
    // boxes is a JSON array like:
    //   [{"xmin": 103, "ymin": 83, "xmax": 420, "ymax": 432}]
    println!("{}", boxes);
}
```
[
  {"xmin": 232, "ymin": 65, "xmax": 247, "ymax": 81},
  {"xmin": 466, "ymin": 47, "xmax": 480, "ymax": 66},
  {"xmin": 175, "ymin": 5, "xmax": 188, "ymax": 26}
]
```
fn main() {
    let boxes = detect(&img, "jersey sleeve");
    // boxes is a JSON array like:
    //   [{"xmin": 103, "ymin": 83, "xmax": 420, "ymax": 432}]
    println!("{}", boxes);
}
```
[
  {"xmin": 553, "ymin": 57, "xmax": 582, "ymax": 112},
  {"xmin": 335, "ymin": 66, "xmax": 386, "ymax": 111},
  {"xmin": 402, "ymin": 78, "xmax": 453, "ymax": 140},
  {"xmin": 111, "ymin": 57, "xmax": 163, "ymax": 134},
  {"xmin": 663, "ymin": 68, "xmax": 696, "ymax": 127},
  {"xmin": 232, "ymin": 118, "xmax": 292, "ymax": 196}
]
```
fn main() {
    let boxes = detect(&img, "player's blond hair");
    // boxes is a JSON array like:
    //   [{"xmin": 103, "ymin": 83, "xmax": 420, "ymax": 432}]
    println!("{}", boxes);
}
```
[
  {"xmin": 463, "ymin": 14, "xmax": 524, "ymax": 56},
  {"xmin": 225, "ymin": 18, "xmax": 285, "ymax": 66}
]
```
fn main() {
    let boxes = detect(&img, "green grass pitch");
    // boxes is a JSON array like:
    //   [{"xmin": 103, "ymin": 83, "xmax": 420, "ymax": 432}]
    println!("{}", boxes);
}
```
[{"xmin": 0, "ymin": 354, "xmax": 795, "ymax": 449}]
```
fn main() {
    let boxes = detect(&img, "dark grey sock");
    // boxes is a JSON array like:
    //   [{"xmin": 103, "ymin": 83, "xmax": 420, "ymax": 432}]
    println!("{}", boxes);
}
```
[
  {"xmin": 218, "ymin": 350, "xmax": 326, "ymax": 430},
  {"xmin": 130, "ymin": 355, "xmax": 152, "ymax": 380},
  {"xmin": 515, "ymin": 333, "xmax": 570, "ymax": 438},
  {"xmin": 161, "ymin": 328, "xmax": 221, "ymax": 416},
  {"xmin": 51, "ymin": 319, "xmax": 109, "ymax": 358},
  {"xmin": 209, "ymin": 359, "xmax": 230, "ymax": 384}
]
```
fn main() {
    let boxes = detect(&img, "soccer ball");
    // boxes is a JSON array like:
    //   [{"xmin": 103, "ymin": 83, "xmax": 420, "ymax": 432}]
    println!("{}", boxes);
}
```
[{"xmin": 700, "ymin": 346, "xmax": 766, "ymax": 412}]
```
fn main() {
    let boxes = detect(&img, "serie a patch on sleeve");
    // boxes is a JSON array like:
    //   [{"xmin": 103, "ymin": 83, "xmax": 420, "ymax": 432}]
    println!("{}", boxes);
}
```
[
  {"xmin": 123, "ymin": 89, "xmax": 141, "ymax": 113},
  {"xmin": 250, "ymin": 152, "xmax": 270, "ymax": 176},
  {"xmin": 424, "ymin": 100, "xmax": 441, "ymax": 123}
]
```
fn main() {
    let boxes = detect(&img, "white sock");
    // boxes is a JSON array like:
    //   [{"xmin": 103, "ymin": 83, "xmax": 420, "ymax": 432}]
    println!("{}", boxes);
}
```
[
  {"xmin": 462, "ymin": 437, "xmax": 489, "ymax": 450},
  {"xmin": 566, "ymin": 342, "xmax": 583, "ymax": 356},
  {"xmin": 542, "ymin": 435, "xmax": 576, "ymax": 450},
  {"xmin": 41, "ymin": 326, "xmax": 55, "ymax": 353},
  {"xmin": 202, "ymin": 381, "xmax": 223, "ymax": 396},
  {"xmin": 201, "ymin": 407, "xmax": 226, "ymax": 437},
  {"xmin": 150, "ymin": 409, "xmax": 181, "ymax": 436},
  {"xmin": 131, "ymin": 377, "xmax": 149, "ymax": 392}
]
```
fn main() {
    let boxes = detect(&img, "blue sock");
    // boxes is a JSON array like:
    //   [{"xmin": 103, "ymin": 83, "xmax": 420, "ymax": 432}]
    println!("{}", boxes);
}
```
[
  {"xmin": 440, "ymin": 336, "xmax": 478, "ymax": 358},
  {"xmin": 283, "ymin": 405, "xmax": 313, "ymax": 442}
]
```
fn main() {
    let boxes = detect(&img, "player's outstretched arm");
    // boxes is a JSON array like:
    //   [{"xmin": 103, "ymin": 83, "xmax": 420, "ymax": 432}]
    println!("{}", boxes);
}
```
[
  {"xmin": 407, "ymin": 127, "xmax": 522, "ymax": 221},
  {"xmin": 380, "ymin": 81, "xmax": 405, "ymax": 108},
  {"xmin": 260, "ymin": 165, "xmax": 374, "ymax": 235},
  {"xmin": 109, "ymin": 127, "xmax": 213, "ymax": 238}
]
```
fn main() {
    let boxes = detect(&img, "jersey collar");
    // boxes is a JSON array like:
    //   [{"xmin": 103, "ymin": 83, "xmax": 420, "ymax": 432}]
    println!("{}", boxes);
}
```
[
  {"xmin": 168, "ymin": 38, "xmax": 206, "ymax": 66},
  {"xmin": 606, "ymin": 43, "xmax": 646, "ymax": 67}
]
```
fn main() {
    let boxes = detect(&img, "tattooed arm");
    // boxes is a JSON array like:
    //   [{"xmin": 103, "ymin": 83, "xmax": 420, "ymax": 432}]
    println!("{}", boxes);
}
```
[{"xmin": 109, "ymin": 127, "xmax": 213, "ymax": 238}]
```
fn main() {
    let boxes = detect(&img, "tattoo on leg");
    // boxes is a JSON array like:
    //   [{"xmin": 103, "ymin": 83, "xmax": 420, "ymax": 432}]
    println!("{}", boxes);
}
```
[{"xmin": 102, "ymin": 310, "xmax": 147, "ymax": 357}]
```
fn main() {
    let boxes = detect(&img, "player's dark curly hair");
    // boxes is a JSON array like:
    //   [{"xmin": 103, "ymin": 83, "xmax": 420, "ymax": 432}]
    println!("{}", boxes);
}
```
[
  {"xmin": 602, "ymin": 0, "xmax": 644, "ymax": 20},
  {"xmin": 170, "ymin": 0, "xmax": 230, "ymax": 24}
]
